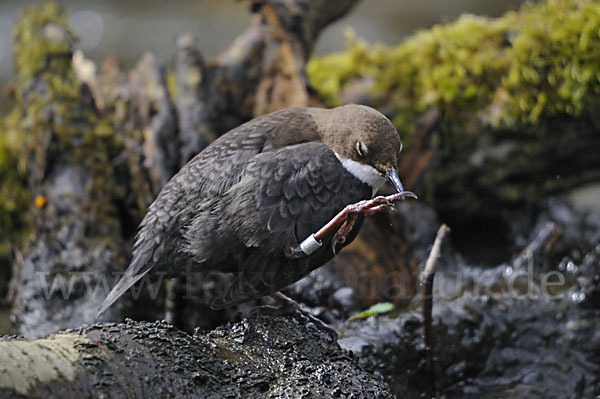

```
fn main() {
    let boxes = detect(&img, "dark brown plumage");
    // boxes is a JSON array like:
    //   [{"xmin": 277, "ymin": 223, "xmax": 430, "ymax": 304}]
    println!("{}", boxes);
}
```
[{"xmin": 97, "ymin": 104, "xmax": 405, "ymax": 316}]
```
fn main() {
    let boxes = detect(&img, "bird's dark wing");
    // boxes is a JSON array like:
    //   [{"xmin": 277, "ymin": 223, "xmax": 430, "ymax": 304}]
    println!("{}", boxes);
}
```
[
  {"xmin": 199, "ymin": 142, "xmax": 372, "ymax": 308},
  {"xmin": 97, "ymin": 108, "xmax": 319, "ymax": 317},
  {"xmin": 223, "ymin": 142, "xmax": 369, "ymax": 251}
]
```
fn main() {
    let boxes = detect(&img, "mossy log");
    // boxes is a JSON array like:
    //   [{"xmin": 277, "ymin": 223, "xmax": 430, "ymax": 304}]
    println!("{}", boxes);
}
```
[
  {"xmin": 0, "ymin": 316, "xmax": 393, "ymax": 398},
  {"xmin": 308, "ymin": 0, "xmax": 600, "ymax": 246}
]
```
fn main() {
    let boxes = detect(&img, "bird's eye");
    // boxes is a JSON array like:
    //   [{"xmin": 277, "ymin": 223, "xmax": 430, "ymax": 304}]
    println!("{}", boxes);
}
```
[{"xmin": 356, "ymin": 141, "xmax": 368, "ymax": 157}]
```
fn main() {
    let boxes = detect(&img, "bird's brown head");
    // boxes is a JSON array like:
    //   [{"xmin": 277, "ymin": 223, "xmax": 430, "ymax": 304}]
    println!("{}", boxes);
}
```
[{"xmin": 309, "ymin": 104, "xmax": 405, "ymax": 193}]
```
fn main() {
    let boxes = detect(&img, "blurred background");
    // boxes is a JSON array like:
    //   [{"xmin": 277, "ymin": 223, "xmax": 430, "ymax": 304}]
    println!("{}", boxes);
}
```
[{"xmin": 0, "ymin": 0, "xmax": 525, "ymax": 113}]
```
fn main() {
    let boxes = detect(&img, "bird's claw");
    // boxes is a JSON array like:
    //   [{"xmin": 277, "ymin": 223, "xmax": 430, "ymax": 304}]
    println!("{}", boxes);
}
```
[
  {"xmin": 307, "ymin": 189, "xmax": 418, "ymax": 258},
  {"xmin": 347, "ymin": 196, "xmax": 393, "ymax": 216},
  {"xmin": 393, "ymin": 190, "xmax": 418, "ymax": 201},
  {"xmin": 371, "ymin": 195, "xmax": 392, "ymax": 206},
  {"xmin": 348, "ymin": 191, "xmax": 416, "ymax": 216}
]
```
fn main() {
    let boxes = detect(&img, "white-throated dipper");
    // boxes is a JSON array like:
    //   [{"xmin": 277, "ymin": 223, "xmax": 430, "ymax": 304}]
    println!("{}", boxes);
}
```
[{"xmin": 97, "ymin": 104, "xmax": 415, "ymax": 318}]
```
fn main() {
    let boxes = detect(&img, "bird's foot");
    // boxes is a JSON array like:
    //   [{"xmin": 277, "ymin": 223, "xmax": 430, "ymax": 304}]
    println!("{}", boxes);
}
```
[
  {"xmin": 345, "ymin": 195, "xmax": 392, "ymax": 215},
  {"xmin": 333, "ymin": 213, "xmax": 358, "ymax": 247},
  {"xmin": 346, "ymin": 191, "xmax": 417, "ymax": 216},
  {"xmin": 293, "ymin": 190, "xmax": 418, "ymax": 258},
  {"xmin": 254, "ymin": 292, "xmax": 337, "ymax": 338},
  {"xmin": 332, "ymin": 192, "xmax": 417, "ymax": 249}
]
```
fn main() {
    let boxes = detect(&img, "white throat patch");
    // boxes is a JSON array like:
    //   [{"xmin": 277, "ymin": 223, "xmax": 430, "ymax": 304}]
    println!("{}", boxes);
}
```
[{"xmin": 335, "ymin": 153, "xmax": 386, "ymax": 197}]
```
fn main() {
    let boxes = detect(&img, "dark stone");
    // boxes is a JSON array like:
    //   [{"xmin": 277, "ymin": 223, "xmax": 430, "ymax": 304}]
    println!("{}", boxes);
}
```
[
  {"xmin": 336, "ymin": 199, "xmax": 600, "ymax": 398},
  {"xmin": 0, "ymin": 316, "xmax": 394, "ymax": 398}
]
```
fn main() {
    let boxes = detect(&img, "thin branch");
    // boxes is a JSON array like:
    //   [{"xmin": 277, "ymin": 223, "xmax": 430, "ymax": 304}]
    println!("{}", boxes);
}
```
[{"xmin": 421, "ymin": 223, "xmax": 450, "ymax": 397}]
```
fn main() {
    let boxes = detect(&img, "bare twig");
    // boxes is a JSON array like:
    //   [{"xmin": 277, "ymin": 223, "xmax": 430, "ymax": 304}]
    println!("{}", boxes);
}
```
[{"xmin": 421, "ymin": 223, "xmax": 450, "ymax": 397}]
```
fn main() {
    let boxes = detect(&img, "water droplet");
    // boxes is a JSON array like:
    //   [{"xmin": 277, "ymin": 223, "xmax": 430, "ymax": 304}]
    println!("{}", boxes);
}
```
[
  {"xmin": 570, "ymin": 291, "xmax": 586, "ymax": 303},
  {"xmin": 558, "ymin": 257, "xmax": 575, "ymax": 272}
]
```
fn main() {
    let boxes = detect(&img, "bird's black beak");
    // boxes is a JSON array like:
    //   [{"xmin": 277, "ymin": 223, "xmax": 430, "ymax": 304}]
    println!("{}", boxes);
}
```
[{"xmin": 385, "ymin": 166, "xmax": 405, "ymax": 193}]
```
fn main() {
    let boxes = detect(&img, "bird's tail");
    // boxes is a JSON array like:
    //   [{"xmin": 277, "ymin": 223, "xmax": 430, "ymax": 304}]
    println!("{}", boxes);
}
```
[{"xmin": 95, "ymin": 265, "xmax": 152, "ymax": 318}]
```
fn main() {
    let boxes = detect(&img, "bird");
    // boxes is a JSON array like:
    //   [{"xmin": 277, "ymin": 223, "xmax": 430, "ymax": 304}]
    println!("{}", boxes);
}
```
[{"xmin": 97, "ymin": 104, "xmax": 414, "ymax": 318}]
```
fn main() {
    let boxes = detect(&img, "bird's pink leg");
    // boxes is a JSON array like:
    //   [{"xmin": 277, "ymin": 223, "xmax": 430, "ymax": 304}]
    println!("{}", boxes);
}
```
[
  {"xmin": 290, "ymin": 191, "xmax": 417, "ymax": 257},
  {"xmin": 316, "ymin": 191, "xmax": 417, "ymax": 241}
]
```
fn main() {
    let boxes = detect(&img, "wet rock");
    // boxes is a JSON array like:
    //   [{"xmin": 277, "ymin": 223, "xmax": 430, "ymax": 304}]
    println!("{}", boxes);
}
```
[
  {"xmin": 0, "ymin": 316, "xmax": 394, "ymax": 398},
  {"xmin": 337, "ymin": 199, "xmax": 600, "ymax": 398},
  {"xmin": 287, "ymin": 266, "xmax": 345, "ymax": 308},
  {"xmin": 339, "ymin": 281, "xmax": 600, "ymax": 398},
  {"xmin": 513, "ymin": 199, "xmax": 600, "ymax": 310},
  {"xmin": 332, "ymin": 286, "xmax": 358, "ymax": 312}
]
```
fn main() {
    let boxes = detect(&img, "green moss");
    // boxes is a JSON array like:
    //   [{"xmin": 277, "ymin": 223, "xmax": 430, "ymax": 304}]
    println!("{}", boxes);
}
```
[
  {"xmin": 166, "ymin": 70, "xmax": 178, "ymax": 102},
  {"xmin": 0, "ymin": 1, "xmax": 125, "ymax": 255},
  {"xmin": 0, "ymin": 110, "xmax": 29, "ymax": 256},
  {"xmin": 306, "ymin": 29, "xmax": 376, "ymax": 107},
  {"xmin": 308, "ymin": 0, "xmax": 600, "ymax": 139},
  {"xmin": 13, "ymin": 1, "xmax": 76, "ymax": 101}
]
